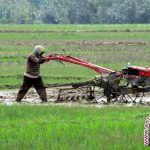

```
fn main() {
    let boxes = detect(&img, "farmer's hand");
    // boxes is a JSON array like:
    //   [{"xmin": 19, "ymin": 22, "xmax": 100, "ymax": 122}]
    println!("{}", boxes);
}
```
[{"xmin": 43, "ymin": 57, "xmax": 50, "ymax": 62}]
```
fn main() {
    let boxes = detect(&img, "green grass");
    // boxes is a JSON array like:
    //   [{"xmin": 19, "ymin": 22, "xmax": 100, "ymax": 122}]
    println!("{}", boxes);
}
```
[
  {"xmin": 0, "ymin": 32, "xmax": 150, "ymax": 41},
  {"xmin": 0, "ymin": 105, "xmax": 149, "ymax": 150},
  {"xmin": 0, "ymin": 24, "xmax": 150, "ymax": 31}
]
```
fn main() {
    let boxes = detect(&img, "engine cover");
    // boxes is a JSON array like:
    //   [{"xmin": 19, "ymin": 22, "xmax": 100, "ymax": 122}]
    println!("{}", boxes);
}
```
[{"xmin": 122, "ymin": 66, "xmax": 150, "ymax": 77}]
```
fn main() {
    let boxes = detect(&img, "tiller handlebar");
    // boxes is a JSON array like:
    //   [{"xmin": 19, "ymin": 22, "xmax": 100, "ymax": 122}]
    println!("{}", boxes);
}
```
[{"xmin": 45, "ymin": 54, "xmax": 114, "ymax": 74}]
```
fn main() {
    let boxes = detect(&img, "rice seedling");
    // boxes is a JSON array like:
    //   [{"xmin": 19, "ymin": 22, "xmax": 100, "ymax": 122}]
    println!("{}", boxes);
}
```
[{"xmin": 0, "ymin": 105, "xmax": 149, "ymax": 150}]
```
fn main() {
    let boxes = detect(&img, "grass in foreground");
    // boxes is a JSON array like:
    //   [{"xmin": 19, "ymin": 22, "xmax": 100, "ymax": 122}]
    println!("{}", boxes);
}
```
[{"xmin": 0, "ymin": 105, "xmax": 149, "ymax": 150}]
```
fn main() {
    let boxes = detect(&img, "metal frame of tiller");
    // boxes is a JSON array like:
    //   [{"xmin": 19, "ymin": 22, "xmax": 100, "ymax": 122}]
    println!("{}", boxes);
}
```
[{"xmin": 46, "ymin": 54, "xmax": 150, "ymax": 103}]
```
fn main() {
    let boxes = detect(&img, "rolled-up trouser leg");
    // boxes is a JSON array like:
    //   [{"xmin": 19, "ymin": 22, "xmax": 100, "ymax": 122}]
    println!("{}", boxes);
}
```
[
  {"xmin": 16, "ymin": 76, "xmax": 32, "ymax": 102},
  {"xmin": 33, "ymin": 76, "xmax": 47, "ymax": 102},
  {"xmin": 36, "ymin": 88, "xmax": 47, "ymax": 102}
]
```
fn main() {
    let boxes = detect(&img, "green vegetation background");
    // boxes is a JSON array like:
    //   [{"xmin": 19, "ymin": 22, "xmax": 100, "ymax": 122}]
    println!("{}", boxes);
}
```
[{"xmin": 1, "ymin": 0, "xmax": 150, "ymax": 24}]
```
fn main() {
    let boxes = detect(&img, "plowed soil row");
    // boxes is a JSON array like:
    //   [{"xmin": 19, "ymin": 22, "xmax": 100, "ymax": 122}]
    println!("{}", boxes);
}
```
[{"xmin": 1, "ymin": 40, "xmax": 149, "ymax": 46}]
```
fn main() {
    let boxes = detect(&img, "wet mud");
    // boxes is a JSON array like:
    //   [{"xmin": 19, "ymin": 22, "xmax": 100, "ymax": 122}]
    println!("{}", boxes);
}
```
[{"xmin": 0, "ymin": 87, "xmax": 150, "ymax": 106}]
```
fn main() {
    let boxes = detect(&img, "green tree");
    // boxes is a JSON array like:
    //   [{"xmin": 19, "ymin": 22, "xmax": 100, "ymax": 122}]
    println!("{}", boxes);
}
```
[{"xmin": 0, "ymin": 0, "xmax": 150, "ymax": 24}]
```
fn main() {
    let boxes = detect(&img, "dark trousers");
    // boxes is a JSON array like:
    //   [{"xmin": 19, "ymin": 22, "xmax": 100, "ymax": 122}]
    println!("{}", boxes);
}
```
[{"xmin": 16, "ymin": 76, "xmax": 47, "ymax": 102}]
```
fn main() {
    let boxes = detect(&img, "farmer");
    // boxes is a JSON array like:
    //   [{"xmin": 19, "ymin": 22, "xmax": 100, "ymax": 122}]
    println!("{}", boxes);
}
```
[{"xmin": 16, "ymin": 45, "xmax": 48, "ymax": 102}]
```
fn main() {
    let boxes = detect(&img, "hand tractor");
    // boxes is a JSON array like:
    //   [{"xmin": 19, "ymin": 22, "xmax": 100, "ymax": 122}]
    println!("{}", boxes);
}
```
[{"xmin": 45, "ymin": 54, "xmax": 150, "ymax": 103}]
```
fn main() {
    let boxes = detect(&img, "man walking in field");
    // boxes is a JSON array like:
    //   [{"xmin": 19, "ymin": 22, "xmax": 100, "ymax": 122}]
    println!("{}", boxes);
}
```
[{"xmin": 16, "ymin": 45, "xmax": 48, "ymax": 102}]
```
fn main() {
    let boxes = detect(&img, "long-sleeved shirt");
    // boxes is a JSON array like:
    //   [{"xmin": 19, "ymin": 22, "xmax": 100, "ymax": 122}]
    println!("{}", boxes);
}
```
[{"xmin": 24, "ymin": 54, "xmax": 45, "ymax": 78}]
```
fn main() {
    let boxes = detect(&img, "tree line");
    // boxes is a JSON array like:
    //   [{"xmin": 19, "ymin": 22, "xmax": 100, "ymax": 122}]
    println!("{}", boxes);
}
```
[{"xmin": 0, "ymin": 0, "xmax": 150, "ymax": 24}]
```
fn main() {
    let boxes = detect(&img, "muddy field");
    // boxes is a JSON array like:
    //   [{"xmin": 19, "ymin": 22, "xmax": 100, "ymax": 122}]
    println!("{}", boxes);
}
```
[
  {"xmin": 0, "ymin": 87, "xmax": 90, "ymax": 104},
  {"xmin": 1, "ymin": 86, "xmax": 150, "ymax": 106},
  {"xmin": 0, "ymin": 25, "xmax": 149, "ymax": 106}
]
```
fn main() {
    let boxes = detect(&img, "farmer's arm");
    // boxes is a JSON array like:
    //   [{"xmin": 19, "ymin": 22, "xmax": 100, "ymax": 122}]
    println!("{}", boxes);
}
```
[{"xmin": 29, "ymin": 55, "xmax": 46, "ymax": 64}]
